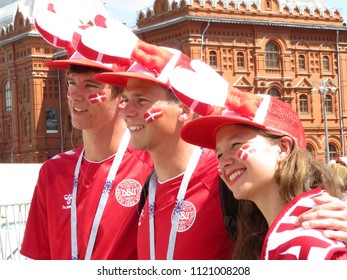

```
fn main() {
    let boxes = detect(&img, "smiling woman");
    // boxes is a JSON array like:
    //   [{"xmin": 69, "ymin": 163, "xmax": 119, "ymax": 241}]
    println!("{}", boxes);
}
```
[{"xmin": 179, "ymin": 89, "xmax": 347, "ymax": 259}]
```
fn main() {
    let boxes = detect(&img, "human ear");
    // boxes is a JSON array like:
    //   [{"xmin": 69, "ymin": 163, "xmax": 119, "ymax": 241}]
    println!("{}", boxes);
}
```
[
  {"xmin": 277, "ymin": 136, "xmax": 293, "ymax": 162},
  {"xmin": 178, "ymin": 103, "xmax": 193, "ymax": 122}
]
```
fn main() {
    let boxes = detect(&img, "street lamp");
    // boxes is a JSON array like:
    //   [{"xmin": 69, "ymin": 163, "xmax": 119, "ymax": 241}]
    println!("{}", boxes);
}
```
[{"xmin": 311, "ymin": 79, "xmax": 337, "ymax": 163}]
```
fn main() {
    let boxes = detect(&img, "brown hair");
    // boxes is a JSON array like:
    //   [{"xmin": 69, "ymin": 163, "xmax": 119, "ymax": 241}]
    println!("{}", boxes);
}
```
[
  {"xmin": 231, "ymin": 127, "xmax": 344, "ymax": 259},
  {"xmin": 328, "ymin": 157, "xmax": 347, "ymax": 193},
  {"xmin": 66, "ymin": 64, "xmax": 124, "ymax": 99}
]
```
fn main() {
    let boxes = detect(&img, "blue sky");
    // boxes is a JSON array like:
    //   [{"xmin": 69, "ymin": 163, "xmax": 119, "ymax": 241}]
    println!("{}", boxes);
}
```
[{"xmin": 104, "ymin": 0, "xmax": 346, "ymax": 27}]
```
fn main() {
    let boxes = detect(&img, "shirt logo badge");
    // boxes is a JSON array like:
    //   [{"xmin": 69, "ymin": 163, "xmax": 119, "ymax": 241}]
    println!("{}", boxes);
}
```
[
  {"xmin": 174, "ymin": 200, "xmax": 196, "ymax": 232},
  {"xmin": 115, "ymin": 179, "xmax": 142, "ymax": 207},
  {"xmin": 62, "ymin": 193, "xmax": 72, "ymax": 209}
]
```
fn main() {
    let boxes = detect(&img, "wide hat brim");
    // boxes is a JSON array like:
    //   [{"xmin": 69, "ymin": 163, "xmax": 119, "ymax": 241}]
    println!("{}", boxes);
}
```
[
  {"xmin": 94, "ymin": 71, "xmax": 168, "ymax": 88},
  {"xmin": 44, "ymin": 58, "xmax": 114, "ymax": 72},
  {"xmin": 181, "ymin": 114, "xmax": 267, "ymax": 150}
]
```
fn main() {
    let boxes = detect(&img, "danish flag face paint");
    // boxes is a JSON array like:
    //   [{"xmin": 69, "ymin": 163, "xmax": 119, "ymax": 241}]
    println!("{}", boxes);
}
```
[
  {"xmin": 143, "ymin": 108, "xmax": 163, "ymax": 124},
  {"xmin": 67, "ymin": 91, "xmax": 71, "ymax": 99},
  {"xmin": 237, "ymin": 144, "xmax": 257, "ymax": 161},
  {"xmin": 88, "ymin": 92, "xmax": 107, "ymax": 104}
]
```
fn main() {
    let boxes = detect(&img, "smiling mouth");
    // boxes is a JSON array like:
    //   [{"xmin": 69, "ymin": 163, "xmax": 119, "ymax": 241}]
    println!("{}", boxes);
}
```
[
  {"xmin": 73, "ymin": 107, "xmax": 88, "ymax": 113},
  {"xmin": 227, "ymin": 169, "xmax": 245, "ymax": 184},
  {"xmin": 128, "ymin": 125, "xmax": 145, "ymax": 131}
]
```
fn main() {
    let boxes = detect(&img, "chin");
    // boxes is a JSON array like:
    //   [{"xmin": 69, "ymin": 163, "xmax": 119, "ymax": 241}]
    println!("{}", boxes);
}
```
[
  {"xmin": 129, "ymin": 140, "xmax": 147, "ymax": 151},
  {"xmin": 226, "ymin": 185, "xmax": 245, "ymax": 200}
]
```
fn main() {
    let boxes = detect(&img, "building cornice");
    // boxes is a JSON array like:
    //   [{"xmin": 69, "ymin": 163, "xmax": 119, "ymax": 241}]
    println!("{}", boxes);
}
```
[
  {"xmin": 0, "ymin": 31, "xmax": 41, "ymax": 46},
  {"xmin": 135, "ymin": 15, "xmax": 347, "ymax": 35}
]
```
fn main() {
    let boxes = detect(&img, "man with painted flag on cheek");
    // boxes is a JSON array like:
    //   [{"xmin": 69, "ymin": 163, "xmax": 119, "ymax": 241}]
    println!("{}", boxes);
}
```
[
  {"xmin": 20, "ymin": 1, "xmax": 153, "ymax": 260},
  {"xmin": 72, "ymin": 13, "xmax": 347, "ymax": 259},
  {"xmin": 72, "ymin": 15, "xmax": 233, "ymax": 259}
]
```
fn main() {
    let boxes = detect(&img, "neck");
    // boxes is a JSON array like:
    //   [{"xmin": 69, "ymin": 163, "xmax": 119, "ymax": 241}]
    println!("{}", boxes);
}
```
[
  {"xmin": 151, "ymin": 140, "xmax": 197, "ymax": 182},
  {"xmin": 82, "ymin": 119, "xmax": 127, "ymax": 162},
  {"xmin": 254, "ymin": 187, "xmax": 286, "ymax": 226}
]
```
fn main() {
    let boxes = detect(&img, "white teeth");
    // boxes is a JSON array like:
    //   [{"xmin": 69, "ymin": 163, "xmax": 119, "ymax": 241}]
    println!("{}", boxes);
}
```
[
  {"xmin": 128, "ymin": 125, "xmax": 144, "ymax": 131},
  {"xmin": 74, "ymin": 107, "xmax": 87, "ymax": 112},
  {"xmin": 228, "ymin": 169, "xmax": 245, "ymax": 182}
]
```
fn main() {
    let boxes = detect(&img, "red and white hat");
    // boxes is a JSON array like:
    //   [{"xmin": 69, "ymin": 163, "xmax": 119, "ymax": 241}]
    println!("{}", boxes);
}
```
[
  {"xmin": 181, "ymin": 93, "xmax": 307, "ymax": 151},
  {"xmin": 44, "ymin": 51, "xmax": 127, "ymax": 72},
  {"xmin": 169, "ymin": 59, "xmax": 240, "ymax": 116},
  {"xmin": 94, "ymin": 46, "xmax": 191, "ymax": 87},
  {"xmin": 72, "ymin": 16, "xmax": 220, "ymax": 115},
  {"xmin": 71, "ymin": 15, "xmax": 138, "ymax": 65},
  {"xmin": 35, "ymin": 1, "xmax": 130, "ymax": 72}
]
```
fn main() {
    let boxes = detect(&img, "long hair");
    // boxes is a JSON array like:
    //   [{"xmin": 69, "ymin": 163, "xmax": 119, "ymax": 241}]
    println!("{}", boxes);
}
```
[{"xmin": 231, "ymin": 127, "xmax": 344, "ymax": 260}]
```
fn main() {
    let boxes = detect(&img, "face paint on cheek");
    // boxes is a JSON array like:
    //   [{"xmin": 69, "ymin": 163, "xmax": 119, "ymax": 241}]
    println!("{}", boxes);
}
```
[
  {"xmin": 143, "ymin": 108, "xmax": 163, "ymax": 124},
  {"xmin": 67, "ymin": 91, "xmax": 71, "ymax": 99},
  {"xmin": 88, "ymin": 92, "xmax": 107, "ymax": 104},
  {"xmin": 237, "ymin": 144, "xmax": 257, "ymax": 161}
]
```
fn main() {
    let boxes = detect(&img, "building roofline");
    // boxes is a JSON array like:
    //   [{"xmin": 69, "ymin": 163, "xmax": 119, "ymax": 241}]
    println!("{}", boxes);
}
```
[
  {"xmin": 134, "ymin": 15, "xmax": 347, "ymax": 35},
  {"xmin": 0, "ymin": 31, "xmax": 41, "ymax": 46}
]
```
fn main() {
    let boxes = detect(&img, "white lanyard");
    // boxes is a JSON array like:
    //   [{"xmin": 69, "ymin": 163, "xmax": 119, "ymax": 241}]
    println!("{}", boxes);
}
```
[
  {"xmin": 148, "ymin": 147, "xmax": 202, "ymax": 260},
  {"xmin": 71, "ymin": 130, "xmax": 130, "ymax": 260}
]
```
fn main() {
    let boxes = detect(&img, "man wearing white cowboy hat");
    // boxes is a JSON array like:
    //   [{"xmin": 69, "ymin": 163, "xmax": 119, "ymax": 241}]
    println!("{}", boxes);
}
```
[
  {"xmin": 93, "ymin": 49, "xmax": 234, "ymax": 260},
  {"xmin": 20, "ymin": 2, "xmax": 153, "ymax": 260}
]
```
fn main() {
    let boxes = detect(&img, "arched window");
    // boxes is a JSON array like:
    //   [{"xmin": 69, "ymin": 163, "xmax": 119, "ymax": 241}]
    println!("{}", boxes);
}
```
[
  {"xmin": 265, "ymin": 1, "xmax": 271, "ymax": 10},
  {"xmin": 237, "ymin": 52, "xmax": 244, "ymax": 69},
  {"xmin": 5, "ymin": 81, "xmax": 12, "ymax": 112},
  {"xmin": 268, "ymin": 88, "xmax": 281, "ymax": 98},
  {"xmin": 209, "ymin": 51, "xmax": 217, "ymax": 67},
  {"xmin": 329, "ymin": 143, "xmax": 338, "ymax": 160},
  {"xmin": 306, "ymin": 143, "xmax": 316, "ymax": 158},
  {"xmin": 325, "ymin": 94, "xmax": 333, "ymax": 114},
  {"xmin": 298, "ymin": 55, "xmax": 305, "ymax": 70},
  {"xmin": 265, "ymin": 42, "xmax": 279, "ymax": 69},
  {"xmin": 322, "ymin": 56, "xmax": 329, "ymax": 72},
  {"xmin": 299, "ymin": 94, "xmax": 308, "ymax": 114}
]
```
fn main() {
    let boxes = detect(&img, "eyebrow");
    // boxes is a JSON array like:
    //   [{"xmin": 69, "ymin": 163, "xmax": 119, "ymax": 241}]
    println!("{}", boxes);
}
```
[
  {"xmin": 122, "ymin": 91, "xmax": 148, "ymax": 98},
  {"xmin": 67, "ymin": 77, "xmax": 102, "ymax": 85}
]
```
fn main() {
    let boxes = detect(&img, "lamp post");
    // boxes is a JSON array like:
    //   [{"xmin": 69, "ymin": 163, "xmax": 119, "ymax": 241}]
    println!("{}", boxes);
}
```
[{"xmin": 311, "ymin": 79, "xmax": 337, "ymax": 163}]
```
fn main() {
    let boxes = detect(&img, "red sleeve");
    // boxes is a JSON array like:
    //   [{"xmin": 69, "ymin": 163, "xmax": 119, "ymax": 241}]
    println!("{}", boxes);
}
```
[{"xmin": 20, "ymin": 163, "xmax": 51, "ymax": 259}]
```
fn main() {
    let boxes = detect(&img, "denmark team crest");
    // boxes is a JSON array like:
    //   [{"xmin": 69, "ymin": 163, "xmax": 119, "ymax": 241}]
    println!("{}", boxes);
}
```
[
  {"xmin": 174, "ymin": 200, "xmax": 196, "ymax": 232},
  {"xmin": 115, "ymin": 179, "xmax": 142, "ymax": 207}
]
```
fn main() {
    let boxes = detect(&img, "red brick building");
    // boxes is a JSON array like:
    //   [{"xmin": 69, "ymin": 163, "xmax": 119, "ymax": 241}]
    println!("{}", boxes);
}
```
[
  {"xmin": 0, "ymin": 0, "xmax": 110, "ymax": 162},
  {"xmin": 0, "ymin": 0, "xmax": 346, "ymax": 163},
  {"xmin": 134, "ymin": 0, "xmax": 347, "ymax": 162}
]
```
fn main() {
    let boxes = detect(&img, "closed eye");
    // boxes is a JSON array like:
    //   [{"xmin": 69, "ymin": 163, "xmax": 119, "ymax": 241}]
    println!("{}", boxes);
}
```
[{"xmin": 231, "ymin": 142, "xmax": 242, "ymax": 151}]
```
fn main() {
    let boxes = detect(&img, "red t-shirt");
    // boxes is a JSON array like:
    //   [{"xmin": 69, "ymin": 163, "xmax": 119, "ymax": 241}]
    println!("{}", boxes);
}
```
[
  {"xmin": 137, "ymin": 148, "xmax": 234, "ymax": 260},
  {"xmin": 261, "ymin": 188, "xmax": 347, "ymax": 260},
  {"xmin": 20, "ymin": 145, "xmax": 153, "ymax": 260}
]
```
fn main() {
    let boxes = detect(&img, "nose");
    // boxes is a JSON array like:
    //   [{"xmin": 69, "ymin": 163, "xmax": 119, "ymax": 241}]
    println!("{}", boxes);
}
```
[
  {"xmin": 68, "ymin": 85, "xmax": 84, "ymax": 102},
  {"xmin": 122, "ymin": 99, "xmax": 138, "ymax": 120},
  {"xmin": 217, "ymin": 153, "xmax": 235, "ymax": 173}
]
